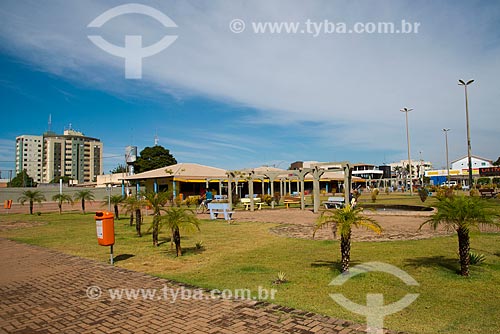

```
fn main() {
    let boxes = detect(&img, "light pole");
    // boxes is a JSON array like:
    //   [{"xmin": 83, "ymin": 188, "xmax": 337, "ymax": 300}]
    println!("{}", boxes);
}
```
[
  {"xmin": 443, "ymin": 129, "xmax": 451, "ymax": 184},
  {"xmin": 458, "ymin": 79, "xmax": 474, "ymax": 188},
  {"xmin": 400, "ymin": 108, "xmax": 413, "ymax": 195}
]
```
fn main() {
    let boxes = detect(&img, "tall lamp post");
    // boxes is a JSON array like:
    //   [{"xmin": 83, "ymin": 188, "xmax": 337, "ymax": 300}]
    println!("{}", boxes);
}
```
[
  {"xmin": 458, "ymin": 79, "xmax": 474, "ymax": 188},
  {"xmin": 443, "ymin": 129, "xmax": 451, "ymax": 184},
  {"xmin": 400, "ymin": 107, "xmax": 413, "ymax": 196}
]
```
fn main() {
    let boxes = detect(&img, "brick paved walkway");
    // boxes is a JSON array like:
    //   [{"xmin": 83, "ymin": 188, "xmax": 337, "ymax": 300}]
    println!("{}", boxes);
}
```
[{"xmin": 0, "ymin": 239, "xmax": 400, "ymax": 334}]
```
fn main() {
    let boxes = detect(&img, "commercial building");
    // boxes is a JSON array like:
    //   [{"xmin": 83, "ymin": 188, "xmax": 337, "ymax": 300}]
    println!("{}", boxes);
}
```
[{"xmin": 15, "ymin": 129, "xmax": 103, "ymax": 184}]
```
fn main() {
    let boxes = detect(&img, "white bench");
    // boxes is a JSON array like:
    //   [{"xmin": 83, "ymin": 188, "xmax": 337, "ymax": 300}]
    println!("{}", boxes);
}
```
[
  {"xmin": 322, "ymin": 196, "xmax": 345, "ymax": 209},
  {"xmin": 240, "ymin": 198, "xmax": 263, "ymax": 210},
  {"xmin": 208, "ymin": 202, "xmax": 234, "ymax": 221}
]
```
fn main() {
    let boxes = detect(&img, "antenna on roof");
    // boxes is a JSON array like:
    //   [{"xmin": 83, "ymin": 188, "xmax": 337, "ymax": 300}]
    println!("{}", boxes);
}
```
[
  {"xmin": 154, "ymin": 129, "xmax": 159, "ymax": 146},
  {"xmin": 48, "ymin": 114, "xmax": 52, "ymax": 132}
]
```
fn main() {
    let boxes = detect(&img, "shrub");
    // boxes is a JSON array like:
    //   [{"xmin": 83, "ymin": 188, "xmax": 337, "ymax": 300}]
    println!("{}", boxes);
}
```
[
  {"xmin": 470, "ymin": 188, "xmax": 480, "ymax": 197},
  {"xmin": 371, "ymin": 188, "xmax": 379, "ymax": 203},
  {"xmin": 477, "ymin": 178, "xmax": 491, "ymax": 186},
  {"xmin": 418, "ymin": 188, "xmax": 429, "ymax": 202},
  {"xmin": 273, "ymin": 192, "xmax": 281, "ymax": 205},
  {"xmin": 469, "ymin": 252, "xmax": 486, "ymax": 265},
  {"xmin": 261, "ymin": 194, "xmax": 273, "ymax": 205},
  {"xmin": 273, "ymin": 271, "xmax": 288, "ymax": 284}
]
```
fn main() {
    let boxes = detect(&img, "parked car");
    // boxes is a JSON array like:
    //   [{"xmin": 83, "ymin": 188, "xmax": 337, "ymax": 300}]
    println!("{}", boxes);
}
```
[{"xmin": 441, "ymin": 181, "xmax": 457, "ymax": 187}]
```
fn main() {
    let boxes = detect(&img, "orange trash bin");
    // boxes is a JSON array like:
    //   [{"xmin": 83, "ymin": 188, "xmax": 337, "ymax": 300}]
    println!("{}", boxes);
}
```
[
  {"xmin": 95, "ymin": 211, "xmax": 115, "ymax": 246},
  {"xmin": 4, "ymin": 200, "xmax": 12, "ymax": 209}
]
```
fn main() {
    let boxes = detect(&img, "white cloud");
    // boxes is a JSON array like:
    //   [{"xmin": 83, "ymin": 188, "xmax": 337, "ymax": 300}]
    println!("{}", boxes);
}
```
[{"xmin": 0, "ymin": 0, "xmax": 499, "ymax": 167}]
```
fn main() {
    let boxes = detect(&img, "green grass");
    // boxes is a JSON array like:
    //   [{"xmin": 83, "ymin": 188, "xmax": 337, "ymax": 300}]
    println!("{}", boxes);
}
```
[{"xmin": 1, "ymin": 209, "xmax": 499, "ymax": 334}]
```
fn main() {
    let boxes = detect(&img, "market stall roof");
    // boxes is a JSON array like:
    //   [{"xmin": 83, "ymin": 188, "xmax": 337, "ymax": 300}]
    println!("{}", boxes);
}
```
[{"xmin": 122, "ymin": 163, "xmax": 227, "ymax": 181}]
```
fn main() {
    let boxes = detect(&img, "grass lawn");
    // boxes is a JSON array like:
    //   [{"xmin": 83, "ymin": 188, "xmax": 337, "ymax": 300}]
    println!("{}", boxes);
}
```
[{"xmin": 1, "ymin": 199, "xmax": 499, "ymax": 334}]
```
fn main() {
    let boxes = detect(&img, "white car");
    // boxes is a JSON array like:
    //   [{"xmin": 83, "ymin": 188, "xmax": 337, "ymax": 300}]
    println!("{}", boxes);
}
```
[{"xmin": 441, "ymin": 181, "xmax": 457, "ymax": 187}]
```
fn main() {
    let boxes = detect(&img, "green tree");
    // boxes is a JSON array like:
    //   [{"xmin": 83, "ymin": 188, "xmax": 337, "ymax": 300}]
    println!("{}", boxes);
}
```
[
  {"xmin": 134, "ymin": 146, "xmax": 176, "ymax": 173},
  {"xmin": 18, "ymin": 190, "xmax": 46, "ymax": 214},
  {"xmin": 162, "ymin": 207, "xmax": 200, "ymax": 257},
  {"xmin": 109, "ymin": 195, "xmax": 125, "ymax": 219},
  {"xmin": 124, "ymin": 197, "xmax": 145, "ymax": 237},
  {"xmin": 49, "ymin": 176, "xmax": 73, "ymax": 184},
  {"xmin": 110, "ymin": 164, "xmax": 128, "ymax": 174},
  {"xmin": 8, "ymin": 170, "xmax": 36, "ymax": 187},
  {"xmin": 420, "ymin": 196, "xmax": 499, "ymax": 276},
  {"xmin": 144, "ymin": 191, "xmax": 170, "ymax": 246},
  {"xmin": 313, "ymin": 205, "xmax": 382, "ymax": 272},
  {"xmin": 52, "ymin": 193, "xmax": 74, "ymax": 214},
  {"xmin": 493, "ymin": 157, "xmax": 500, "ymax": 166},
  {"xmin": 73, "ymin": 190, "xmax": 95, "ymax": 214}
]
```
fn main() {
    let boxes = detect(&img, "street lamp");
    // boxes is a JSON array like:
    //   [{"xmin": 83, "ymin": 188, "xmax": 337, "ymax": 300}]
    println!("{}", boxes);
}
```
[
  {"xmin": 443, "ymin": 128, "xmax": 451, "ymax": 184},
  {"xmin": 400, "ymin": 107, "xmax": 413, "ymax": 196},
  {"xmin": 458, "ymin": 79, "xmax": 474, "ymax": 188}
]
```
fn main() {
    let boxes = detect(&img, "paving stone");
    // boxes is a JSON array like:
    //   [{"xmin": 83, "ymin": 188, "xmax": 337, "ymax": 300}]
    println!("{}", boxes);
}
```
[{"xmin": 0, "ymin": 239, "xmax": 402, "ymax": 333}]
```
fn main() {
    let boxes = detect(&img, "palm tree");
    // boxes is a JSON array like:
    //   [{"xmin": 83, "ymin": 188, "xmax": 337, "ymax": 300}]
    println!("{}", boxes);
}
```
[
  {"xmin": 18, "ymin": 190, "xmax": 46, "ymax": 215},
  {"xmin": 144, "ymin": 191, "xmax": 170, "ymax": 246},
  {"xmin": 73, "ymin": 190, "xmax": 95, "ymax": 214},
  {"xmin": 420, "ymin": 195, "xmax": 499, "ymax": 276},
  {"xmin": 313, "ymin": 205, "xmax": 382, "ymax": 272},
  {"xmin": 124, "ymin": 197, "xmax": 144, "ymax": 237},
  {"xmin": 109, "ymin": 194, "xmax": 125, "ymax": 219},
  {"xmin": 52, "ymin": 194, "xmax": 74, "ymax": 214},
  {"xmin": 162, "ymin": 207, "xmax": 200, "ymax": 256}
]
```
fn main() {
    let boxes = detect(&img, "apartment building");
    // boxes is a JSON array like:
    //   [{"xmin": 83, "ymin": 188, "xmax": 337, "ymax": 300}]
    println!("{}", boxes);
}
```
[
  {"xmin": 15, "ymin": 129, "xmax": 103, "ymax": 184},
  {"xmin": 15, "ymin": 135, "xmax": 44, "ymax": 184}
]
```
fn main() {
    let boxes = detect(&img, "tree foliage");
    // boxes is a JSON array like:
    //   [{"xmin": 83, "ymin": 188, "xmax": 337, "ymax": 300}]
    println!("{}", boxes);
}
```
[
  {"xmin": 110, "ymin": 164, "xmax": 128, "ymax": 174},
  {"xmin": 50, "ymin": 176, "xmax": 73, "ymax": 184},
  {"xmin": 493, "ymin": 157, "xmax": 500, "ymax": 166},
  {"xmin": 8, "ymin": 170, "xmax": 36, "ymax": 187},
  {"xmin": 73, "ymin": 190, "xmax": 95, "ymax": 214},
  {"xmin": 313, "ymin": 205, "xmax": 382, "ymax": 272},
  {"xmin": 18, "ymin": 190, "xmax": 46, "ymax": 214},
  {"xmin": 420, "ymin": 195, "xmax": 500, "ymax": 276},
  {"xmin": 52, "ymin": 193, "xmax": 74, "ymax": 214},
  {"xmin": 134, "ymin": 146, "xmax": 176, "ymax": 173},
  {"xmin": 161, "ymin": 207, "xmax": 200, "ymax": 256}
]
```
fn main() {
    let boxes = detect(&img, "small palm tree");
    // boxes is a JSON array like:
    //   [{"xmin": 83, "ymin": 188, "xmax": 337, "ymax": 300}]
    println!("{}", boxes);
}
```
[
  {"xmin": 109, "ymin": 194, "xmax": 125, "ymax": 219},
  {"xmin": 313, "ymin": 205, "xmax": 382, "ymax": 272},
  {"xmin": 420, "ymin": 195, "xmax": 499, "ymax": 276},
  {"xmin": 73, "ymin": 190, "xmax": 95, "ymax": 214},
  {"xmin": 162, "ymin": 207, "xmax": 201, "ymax": 256},
  {"xmin": 124, "ymin": 197, "xmax": 144, "ymax": 237},
  {"xmin": 18, "ymin": 190, "xmax": 46, "ymax": 215},
  {"xmin": 144, "ymin": 191, "xmax": 170, "ymax": 246},
  {"xmin": 52, "ymin": 194, "xmax": 74, "ymax": 214}
]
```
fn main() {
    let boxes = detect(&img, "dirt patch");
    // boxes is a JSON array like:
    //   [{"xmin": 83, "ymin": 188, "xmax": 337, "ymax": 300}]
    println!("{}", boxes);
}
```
[
  {"xmin": 0, "ymin": 220, "xmax": 47, "ymax": 232},
  {"xmin": 218, "ymin": 208, "xmax": 455, "ymax": 242}
]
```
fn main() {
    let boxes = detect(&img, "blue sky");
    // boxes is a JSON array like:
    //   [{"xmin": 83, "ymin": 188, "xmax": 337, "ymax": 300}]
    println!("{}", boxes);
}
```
[{"xmin": 1, "ymin": 0, "xmax": 499, "ymax": 175}]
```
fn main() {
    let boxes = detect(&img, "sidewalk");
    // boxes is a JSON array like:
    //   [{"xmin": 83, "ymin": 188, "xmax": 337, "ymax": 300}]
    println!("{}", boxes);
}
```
[{"xmin": 0, "ymin": 238, "xmax": 398, "ymax": 334}]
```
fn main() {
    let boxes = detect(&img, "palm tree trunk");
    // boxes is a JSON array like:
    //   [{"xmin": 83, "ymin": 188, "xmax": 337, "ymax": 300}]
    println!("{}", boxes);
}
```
[
  {"xmin": 173, "ymin": 227, "xmax": 182, "ymax": 256},
  {"xmin": 457, "ymin": 227, "xmax": 470, "ymax": 277},
  {"xmin": 136, "ymin": 209, "xmax": 142, "ymax": 237},
  {"xmin": 29, "ymin": 200, "xmax": 34, "ymax": 215},
  {"xmin": 152, "ymin": 215, "xmax": 159, "ymax": 246},
  {"xmin": 340, "ymin": 231, "xmax": 351, "ymax": 272},
  {"xmin": 129, "ymin": 213, "xmax": 134, "ymax": 226},
  {"xmin": 81, "ymin": 199, "xmax": 85, "ymax": 214},
  {"xmin": 114, "ymin": 204, "xmax": 119, "ymax": 220},
  {"xmin": 58, "ymin": 203, "xmax": 62, "ymax": 214}
]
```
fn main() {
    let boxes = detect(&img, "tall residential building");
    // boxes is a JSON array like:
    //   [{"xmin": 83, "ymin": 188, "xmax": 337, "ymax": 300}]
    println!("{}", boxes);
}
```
[
  {"xmin": 15, "ymin": 135, "xmax": 44, "ymax": 184},
  {"xmin": 15, "ymin": 129, "xmax": 103, "ymax": 184}
]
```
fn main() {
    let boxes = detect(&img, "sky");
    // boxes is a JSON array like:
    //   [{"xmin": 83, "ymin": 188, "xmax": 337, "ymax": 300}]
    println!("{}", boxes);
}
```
[{"xmin": 1, "ymin": 0, "xmax": 499, "ymax": 176}]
